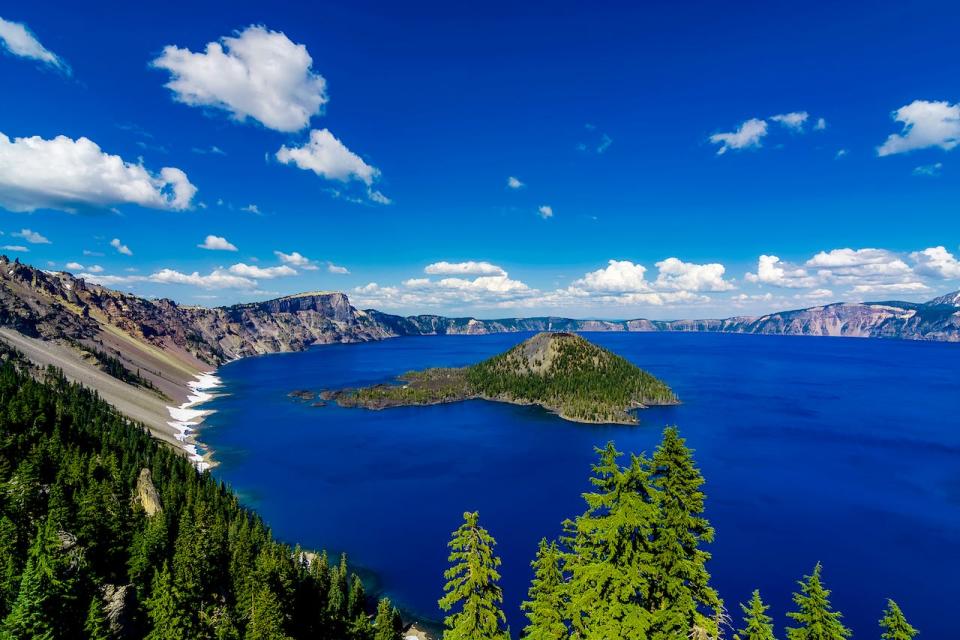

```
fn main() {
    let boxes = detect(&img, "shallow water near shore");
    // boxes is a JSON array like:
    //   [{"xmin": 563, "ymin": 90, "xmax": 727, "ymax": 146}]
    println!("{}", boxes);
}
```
[{"xmin": 200, "ymin": 332, "xmax": 960, "ymax": 637}]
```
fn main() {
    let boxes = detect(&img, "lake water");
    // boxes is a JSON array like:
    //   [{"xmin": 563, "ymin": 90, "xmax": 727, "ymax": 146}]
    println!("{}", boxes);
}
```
[{"xmin": 201, "ymin": 332, "xmax": 960, "ymax": 637}]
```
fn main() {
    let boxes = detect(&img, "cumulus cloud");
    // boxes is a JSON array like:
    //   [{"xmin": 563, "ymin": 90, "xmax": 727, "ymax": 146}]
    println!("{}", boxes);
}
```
[
  {"xmin": 0, "ymin": 132, "xmax": 197, "ymax": 213},
  {"xmin": 150, "ymin": 268, "xmax": 255, "ymax": 289},
  {"xmin": 327, "ymin": 263, "xmax": 349, "ymax": 274},
  {"xmin": 805, "ymin": 248, "xmax": 915, "ymax": 286},
  {"xmin": 653, "ymin": 257, "xmax": 735, "ymax": 292},
  {"xmin": 877, "ymin": 100, "xmax": 960, "ymax": 156},
  {"xmin": 771, "ymin": 111, "xmax": 809, "ymax": 130},
  {"xmin": 910, "ymin": 246, "xmax": 960, "ymax": 279},
  {"xmin": 814, "ymin": 118, "xmax": 827, "ymax": 131},
  {"xmin": 65, "ymin": 262, "xmax": 103, "ymax": 273},
  {"xmin": 574, "ymin": 260, "xmax": 651, "ymax": 292},
  {"xmin": 227, "ymin": 263, "xmax": 296, "ymax": 279},
  {"xmin": 274, "ymin": 250, "xmax": 319, "ymax": 270},
  {"xmin": 507, "ymin": 176, "xmax": 524, "ymax": 189},
  {"xmin": 152, "ymin": 25, "xmax": 327, "ymax": 132},
  {"xmin": 851, "ymin": 282, "xmax": 930, "ymax": 294},
  {"xmin": 12, "ymin": 228, "xmax": 50, "ymax": 244},
  {"xmin": 709, "ymin": 118, "xmax": 768, "ymax": 154},
  {"xmin": 111, "ymin": 238, "xmax": 132, "ymax": 256},
  {"xmin": 1, "ymin": 245, "xmax": 28, "ymax": 252},
  {"xmin": 745, "ymin": 255, "xmax": 818, "ymax": 288},
  {"xmin": 0, "ymin": 17, "xmax": 68, "ymax": 73},
  {"xmin": 198, "ymin": 235, "xmax": 238, "ymax": 251},
  {"xmin": 424, "ymin": 261, "xmax": 506, "ymax": 277},
  {"xmin": 276, "ymin": 128, "xmax": 387, "ymax": 203},
  {"xmin": 538, "ymin": 205, "xmax": 554, "ymax": 219}
]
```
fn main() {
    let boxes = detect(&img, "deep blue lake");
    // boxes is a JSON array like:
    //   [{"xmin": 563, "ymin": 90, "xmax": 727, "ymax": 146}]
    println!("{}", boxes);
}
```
[{"xmin": 201, "ymin": 332, "xmax": 960, "ymax": 637}]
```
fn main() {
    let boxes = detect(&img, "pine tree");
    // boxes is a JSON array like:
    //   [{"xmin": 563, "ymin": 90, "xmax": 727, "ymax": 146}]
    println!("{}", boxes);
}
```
[
  {"xmin": 348, "ymin": 574, "xmax": 366, "ymax": 620},
  {"xmin": 521, "ymin": 539, "xmax": 568, "ymax": 640},
  {"xmin": 246, "ymin": 584, "xmax": 292, "ymax": 640},
  {"xmin": 373, "ymin": 597, "xmax": 403, "ymax": 640},
  {"xmin": 565, "ymin": 443, "xmax": 657, "ymax": 639},
  {"xmin": 785, "ymin": 564, "xmax": 851, "ymax": 640},
  {"xmin": 85, "ymin": 593, "xmax": 111, "ymax": 640},
  {"xmin": 1, "ymin": 543, "xmax": 56, "ymax": 640},
  {"xmin": 438, "ymin": 511, "xmax": 508, "ymax": 640},
  {"xmin": 648, "ymin": 427, "xmax": 721, "ymax": 639},
  {"xmin": 879, "ymin": 599, "xmax": 918, "ymax": 640},
  {"xmin": 734, "ymin": 590, "xmax": 776, "ymax": 640},
  {"xmin": 145, "ymin": 562, "xmax": 192, "ymax": 640},
  {"xmin": 0, "ymin": 515, "xmax": 18, "ymax": 617}
]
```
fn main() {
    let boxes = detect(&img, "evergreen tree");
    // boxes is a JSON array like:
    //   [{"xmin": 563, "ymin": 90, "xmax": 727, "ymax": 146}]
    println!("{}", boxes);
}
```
[
  {"xmin": 245, "ymin": 584, "xmax": 291, "ymax": 640},
  {"xmin": 521, "ymin": 539, "xmax": 568, "ymax": 640},
  {"xmin": 1, "ymin": 543, "xmax": 56, "ymax": 640},
  {"xmin": 145, "ymin": 562, "xmax": 192, "ymax": 640},
  {"xmin": 84, "ymin": 594, "xmax": 111, "ymax": 640},
  {"xmin": 0, "ymin": 516, "xmax": 18, "ymax": 617},
  {"xmin": 785, "ymin": 564, "xmax": 851, "ymax": 640},
  {"xmin": 879, "ymin": 599, "xmax": 918, "ymax": 640},
  {"xmin": 564, "ymin": 443, "xmax": 657, "ymax": 639},
  {"xmin": 734, "ymin": 590, "xmax": 776, "ymax": 640},
  {"xmin": 648, "ymin": 427, "xmax": 721, "ymax": 639},
  {"xmin": 373, "ymin": 597, "xmax": 403, "ymax": 640},
  {"xmin": 348, "ymin": 574, "xmax": 366, "ymax": 620},
  {"xmin": 438, "ymin": 511, "xmax": 508, "ymax": 640}
]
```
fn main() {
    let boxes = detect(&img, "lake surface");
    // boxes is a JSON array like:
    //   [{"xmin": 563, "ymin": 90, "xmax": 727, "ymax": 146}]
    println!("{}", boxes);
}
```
[{"xmin": 201, "ymin": 332, "xmax": 960, "ymax": 637}]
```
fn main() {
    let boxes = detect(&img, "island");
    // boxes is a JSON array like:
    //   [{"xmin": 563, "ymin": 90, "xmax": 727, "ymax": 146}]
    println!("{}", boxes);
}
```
[{"xmin": 325, "ymin": 332, "xmax": 678, "ymax": 424}]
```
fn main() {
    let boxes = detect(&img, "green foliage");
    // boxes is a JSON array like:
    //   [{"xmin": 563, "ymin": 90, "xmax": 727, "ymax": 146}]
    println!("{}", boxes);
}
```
[
  {"xmin": 734, "ymin": 590, "xmax": 776, "ymax": 640},
  {"xmin": 786, "ymin": 564, "xmax": 851, "ymax": 640},
  {"xmin": 438, "ymin": 511, "xmax": 509, "ymax": 640},
  {"xmin": 372, "ymin": 597, "xmax": 403, "ymax": 640},
  {"xmin": 647, "ymin": 427, "xmax": 720, "ymax": 638},
  {"xmin": 520, "ymin": 539, "xmax": 568, "ymax": 640},
  {"xmin": 879, "ymin": 600, "xmax": 918, "ymax": 640},
  {"xmin": 84, "ymin": 594, "xmax": 110, "ymax": 640},
  {"xmin": 0, "ymin": 348, "xmax": 390, "ymax": 639}
]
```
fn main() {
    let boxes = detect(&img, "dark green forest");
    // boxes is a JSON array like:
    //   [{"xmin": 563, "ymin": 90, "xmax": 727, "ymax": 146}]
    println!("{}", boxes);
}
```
[{"xmin": 0, "ymin": 348, "xmax": 403, "ymax": 639}]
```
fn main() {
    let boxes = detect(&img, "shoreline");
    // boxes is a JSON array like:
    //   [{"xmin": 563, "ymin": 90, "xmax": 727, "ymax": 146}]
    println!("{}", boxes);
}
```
[{"xmin": 166, "ymin": 371, "xmax": 224, "ymax": 471}]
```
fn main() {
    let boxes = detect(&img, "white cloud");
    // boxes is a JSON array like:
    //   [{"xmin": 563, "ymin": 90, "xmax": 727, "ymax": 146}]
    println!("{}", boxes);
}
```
[
  {"xmin": 198, "ymin": 235, "xmax": 238, "ymax": 251},
  {"xmin": 538, "ymin": 205, "xmax": 554, "ymax": 219},
  {"xmin": 877, "ymin": 100, "xmax": 960, "ymax": 156},
  {"xmin": 910, "ymin": 246, "xmax": 960, "ymax": 279},
  {"xmin": 424, "ymin": 261, "xmax": 506, "ymax": 277},
  {"xmin": 806, "ymin": 248, "xmax": 914, "ymax": 285},
  {"xmin": 150, "ymin": 268, "xmax": 255, "ymax": 289},
  {"xmin": 0, "ymin": 17, "xmax": 68, "ymax": 73},
  {"xmin": 771, "ymin": 111, "xmax": 809, "ymax": 131},
  {"xmin": 241, "ymin": 204, "xmax": 261, "ymax": 214},
  {"xmin": 836, "ymin": 149, "xmax": 848, "ymax": 159},
  {"xmin": 653, "ymin": 257, "xmax": 735, "ymax": 292},
  {"xmin": 709, "ymin": 118, "xmax": 768, "ymax": 154},
  {"xmin": 12, "ymin": 228, "xmax": 50, "ymax": 244},
  {"xmin": 745, "ymin": 255, "xmax": 818, "ymax": 288},
  {"xmin": 0, "ymin": 132, "xmax": 197, "ymax": 213},
  {"xmin": 327, "ymin": 263, "xmax": 349, "ymax": 274},
  {"xmin": 507, "ymin": 176, "xmax": 524, "ymax": 189},
  {"xmin": 851, "ymin": 282, "xmax": 930, "ymax": 294},
  {"xmin": 814, "ymin": 118, "xmax": 827, "ymax": 131},
  {"xmin": 227, "ymin": 263, "xmax": 297, "ymax": 279},
  {"xmin": 274, "ymin": 250, "xmax": 319, "ymax": 270},
  {"xmin": 82, "ymin": 249, "xmax": 104, "ymax": 257},
  {"xmin": 1, "ymin": 245, "xmax": 28, "ymax": 252},
  {"xmin": 111, "ymin": 238, "xmax": 132, "ymax": 256},
  {"xmin": 65, "ymin": 262, "xmax": 103, "ymax": 273},
  {"xmin": 574, "ymin": 260, "xmax": 651, "ymax": 292},
  {"xmin": 277, "ymin": 128, "xmax": 378, "ymax": 183},
  {"xmin": 913, "ymin": 162, "xmax": 943, "ymax": 177},
  {"xmin": 152, "ymin": 25, "xmax": 327, "ymax": 132}
]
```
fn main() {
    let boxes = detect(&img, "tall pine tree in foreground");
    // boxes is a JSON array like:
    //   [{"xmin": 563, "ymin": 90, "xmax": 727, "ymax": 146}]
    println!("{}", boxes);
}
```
[
  {"xmin": 372, "ymin": 596, "xmax": 404, "ymax": 640},
  {"xmin": 785, "ymin": 563, "xmax": 851, "ymax": 640},
  {"xmin": 734, "ymin": 590, "xmax": 776, "ymax": 640},
  {"xmin": 648, "ymin": 427, "xmax": 721, "ymax": 639},
  {"xmin": 879, "ymin": 599, "xmax": 918, "ymax": 640},
  {"xmin": 438, "ymin": 511, "xmax": 508, "ymax": 640},
  {"xmin": 521, "ymin": 538, "xmax": 568, "ymax": 640},
  {"xmin": 565, "ymin": 444, "xmax": 658, "ymax": 639}
]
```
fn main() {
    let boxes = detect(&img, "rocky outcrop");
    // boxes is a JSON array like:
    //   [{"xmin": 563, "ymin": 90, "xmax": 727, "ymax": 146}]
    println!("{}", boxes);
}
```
[
  {"xmin": 135, "ymin": 468, "xmax": 162, "ymax": 516},
  {"xmin": 102, "ymin": 584, "xmax": 136, "ymax": 637}
]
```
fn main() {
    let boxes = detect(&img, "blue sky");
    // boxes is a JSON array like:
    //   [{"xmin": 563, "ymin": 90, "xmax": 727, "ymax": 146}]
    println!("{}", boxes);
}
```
[{"xmin": 1, "ymin": 0, "xmax": 958, "ymax": 318}]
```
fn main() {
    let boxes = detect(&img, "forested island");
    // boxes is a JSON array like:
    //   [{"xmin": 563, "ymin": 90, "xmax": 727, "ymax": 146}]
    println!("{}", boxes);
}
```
[{"xmin": 327, "ymin": 332, "xmax": 678, "ymax": 424}]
